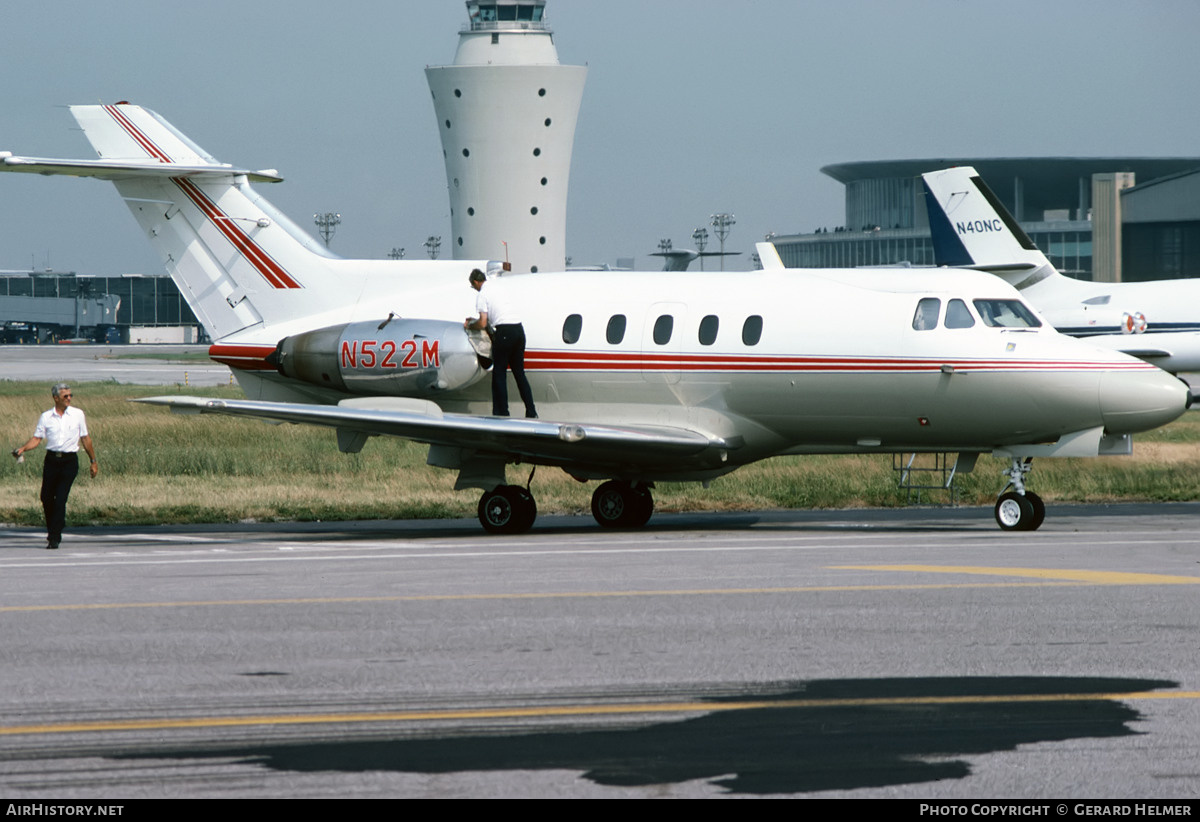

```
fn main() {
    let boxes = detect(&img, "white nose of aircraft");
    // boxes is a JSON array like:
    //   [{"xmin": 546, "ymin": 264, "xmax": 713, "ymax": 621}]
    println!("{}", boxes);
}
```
[{"xmin": 1098, "ymin": 369, "xmax": 1190, "ymax": 434}]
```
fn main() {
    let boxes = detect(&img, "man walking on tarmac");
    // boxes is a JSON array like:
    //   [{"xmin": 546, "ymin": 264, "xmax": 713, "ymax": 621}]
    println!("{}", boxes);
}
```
[{"xmin": 12, "ymin": 383, "xmax": 98, "ymax": 549}]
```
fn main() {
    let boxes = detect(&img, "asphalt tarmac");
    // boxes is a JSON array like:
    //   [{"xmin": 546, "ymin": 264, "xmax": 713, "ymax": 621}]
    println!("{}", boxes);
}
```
[
  {"xmin": 0, "ymin": 344, "xmax": 231, "ymax": 386},
  {"xmin": 1, "ymin": 505, "xmax": 1198, "ymax": 799},
  {"xmin": 2, "ymin": 345, "xmax": 1198, "ymax": 798}
]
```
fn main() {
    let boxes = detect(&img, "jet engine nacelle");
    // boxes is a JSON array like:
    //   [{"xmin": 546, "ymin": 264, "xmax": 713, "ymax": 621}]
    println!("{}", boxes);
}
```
[{"xmin": 276, "ymin": 319, "xmax": 487, "ymax": 397}]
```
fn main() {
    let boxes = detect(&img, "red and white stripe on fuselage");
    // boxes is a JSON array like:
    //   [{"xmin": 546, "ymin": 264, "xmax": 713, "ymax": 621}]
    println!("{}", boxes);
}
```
[
  {"xmin": 209, "ymin": 343, "xmax": 276, "ymax": 371},
  {"xmin": 210, "ymin": 342, "xmax": 1156, "ymax": 377},
  {"xmin": 522, "ymin": 349, "xmax": 1155, "ymax": 374}
]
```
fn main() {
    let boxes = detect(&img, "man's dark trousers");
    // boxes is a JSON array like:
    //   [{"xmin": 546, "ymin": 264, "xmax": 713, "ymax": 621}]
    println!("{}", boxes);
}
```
[
  {"xmin": 40, "ymin": 451, "xmax": 78, "ymax": 547},
  {"xmin": 490, "ymin": 323, "xmax": 536, "ymax": 417}
]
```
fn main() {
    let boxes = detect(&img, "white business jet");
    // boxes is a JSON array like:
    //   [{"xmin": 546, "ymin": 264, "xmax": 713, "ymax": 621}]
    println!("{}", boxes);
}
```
[
  {"xmin": 922, "ymin": 165, "xmax": 1200, "ymax": 376},
  {"xmin": 0, "ymin": 105, "xmax": 1188, "ymax": 532}
]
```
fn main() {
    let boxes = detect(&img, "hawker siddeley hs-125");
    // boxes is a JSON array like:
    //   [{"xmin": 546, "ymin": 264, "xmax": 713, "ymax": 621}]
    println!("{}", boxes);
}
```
[{"xmin": 0, "ymin": 104, "xmax": 1188, "ymax": 532}]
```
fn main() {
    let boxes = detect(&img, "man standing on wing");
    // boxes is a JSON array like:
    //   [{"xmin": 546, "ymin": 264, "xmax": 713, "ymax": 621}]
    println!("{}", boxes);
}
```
[{"xmin": 464, "ymin": 268, "xmax": 538, "ymax": 418}]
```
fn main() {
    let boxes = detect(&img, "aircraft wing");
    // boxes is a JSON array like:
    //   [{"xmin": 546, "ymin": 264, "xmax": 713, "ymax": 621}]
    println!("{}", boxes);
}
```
[
  {"xmin": 0, "ymin": 153, "xmax": 283, "ymax": 183},
  {"xmin": 134, "ymin": 396, "xmax": 732, "ymax": 470}
]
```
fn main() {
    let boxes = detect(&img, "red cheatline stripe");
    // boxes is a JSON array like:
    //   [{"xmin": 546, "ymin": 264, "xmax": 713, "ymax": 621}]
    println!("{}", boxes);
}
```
[
  {"xmin": 208, "ymin": 344, "xmax": 276, "ymax": 371},
  {"xmin": 104, "ymin": 105, "xmax": 172, "ymax": 162},
  {"xmin": 523, "ymin": 350, "xmax": 1154, "ymax": 373},
  {"xmin": 173, "ymin": 179, "xmax": 301, "ymax": 289},
  {"xmin": 101, "ymin": 105, "xmax": 301, "ymax": 291}
]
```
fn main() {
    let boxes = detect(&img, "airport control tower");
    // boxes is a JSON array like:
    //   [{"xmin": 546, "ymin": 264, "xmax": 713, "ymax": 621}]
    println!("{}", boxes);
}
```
[{"xmin": 426, "ymin": 0, "xmax": 586, "ymax": 273}]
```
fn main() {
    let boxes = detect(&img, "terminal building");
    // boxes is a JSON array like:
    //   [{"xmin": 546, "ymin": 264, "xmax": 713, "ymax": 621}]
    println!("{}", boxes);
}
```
[
  {"xmin": 771, "ymin": 158, "xmax": 1200, "ymax": 282},
  {"xmin": 0, "ymin": 270, "xmax": 200, "ymax": 343}
]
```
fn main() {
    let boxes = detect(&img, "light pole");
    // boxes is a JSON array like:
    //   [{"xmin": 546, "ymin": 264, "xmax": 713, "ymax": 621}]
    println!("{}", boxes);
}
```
[
  {"xmin": 658, "ymin": 238, "xmax": 672, "ymax": 254},
  {"xmin": 313, "ymin": 212, "xmax": 341, "ymax": 248},
  {"xmin": 710, "ymin": 213, "xmax": 735, "ymax": 271},
  {"xmin": 692, "ymin": 227, "xmax": 708, "ymax": 271},
  {"xmin": 424, "ymin": 236, "xmax": 442, "ymax": 260}
]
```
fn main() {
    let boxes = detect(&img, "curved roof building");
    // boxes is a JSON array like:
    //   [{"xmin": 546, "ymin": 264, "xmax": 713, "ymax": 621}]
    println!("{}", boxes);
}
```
[{"xmin": 773, "ymin": 157, "xmax": 1200, "ymax": 282}]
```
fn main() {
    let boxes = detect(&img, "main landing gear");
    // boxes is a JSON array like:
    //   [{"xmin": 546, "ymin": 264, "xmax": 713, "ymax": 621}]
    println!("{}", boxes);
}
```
[
  {"xmin": 590, "ymin": 480, "xmax": 654, "ymax": 529},
  {"xmin": 477, "ymin": 485, "xmax": 537, "ymax": 535},
  {"xmin": 475, "ymin": 479, "xmax": 657, "ymax": 534},
  {"xmin": 993, "ymin": 457, "xmax": 1046, "ymax": 532}
]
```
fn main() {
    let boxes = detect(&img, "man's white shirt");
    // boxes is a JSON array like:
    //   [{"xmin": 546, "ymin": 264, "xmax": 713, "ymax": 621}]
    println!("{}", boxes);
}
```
[
  {"xmin": 34, "ymin": 406, "xmax": 89, "ymax": 453},
  {"xmin": 475, "ymin": 281, "xmax": 522, "ymax": 326}
]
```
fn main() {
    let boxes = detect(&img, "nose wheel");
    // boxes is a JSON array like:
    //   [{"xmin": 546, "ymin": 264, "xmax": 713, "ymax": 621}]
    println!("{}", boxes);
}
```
[
  {"xmin": 591, "ymin": 480, "xmax": 655, "ymax": 528},
  {"xmin": 477, "ymin": 485, "xmax": 537, "ymax": 534},
  {"xmin": 994, "ymin": 490, "xmax": 1045, "ymax": 531},
  {"xmin": 994, "ymin": 458, "xmax": 1046, "ymax": 531}
]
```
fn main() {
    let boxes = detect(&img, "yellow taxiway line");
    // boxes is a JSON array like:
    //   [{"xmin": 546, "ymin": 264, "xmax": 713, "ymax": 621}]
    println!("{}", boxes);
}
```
[{"xmin": 3, "ymin": 690, "xmax": 1199, "ymax": 737}]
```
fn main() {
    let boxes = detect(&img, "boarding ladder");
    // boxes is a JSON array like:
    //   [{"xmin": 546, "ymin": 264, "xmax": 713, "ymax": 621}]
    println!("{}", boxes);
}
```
[{"xmin": 892, "ymin": 452, "xmax": 960, "ymax": 505}]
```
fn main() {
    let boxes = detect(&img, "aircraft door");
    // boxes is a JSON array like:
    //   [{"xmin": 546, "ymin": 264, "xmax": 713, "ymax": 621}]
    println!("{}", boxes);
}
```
[{"xmin": 642, "ymin": 302, "xmax": 686, "ymax": 385}]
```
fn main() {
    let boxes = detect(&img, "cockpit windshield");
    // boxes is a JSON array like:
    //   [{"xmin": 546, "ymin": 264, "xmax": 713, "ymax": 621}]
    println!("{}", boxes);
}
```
[{"xmin": 973, "ymin": 299, "xmax": 1042, "ymax": 328}]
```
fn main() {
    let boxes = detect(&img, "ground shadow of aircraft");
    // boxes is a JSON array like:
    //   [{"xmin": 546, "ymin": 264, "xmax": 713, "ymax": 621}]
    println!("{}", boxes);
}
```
[{"xmin": 117, "ymin": 675, "xmax": 1173, "ymax": 795}]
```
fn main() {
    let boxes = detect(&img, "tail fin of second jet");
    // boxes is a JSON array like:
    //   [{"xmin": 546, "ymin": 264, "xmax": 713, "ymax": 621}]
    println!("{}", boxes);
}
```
[{"xmin": 921, "ymin": 166, "xmax": 1060, "ymax": 290}]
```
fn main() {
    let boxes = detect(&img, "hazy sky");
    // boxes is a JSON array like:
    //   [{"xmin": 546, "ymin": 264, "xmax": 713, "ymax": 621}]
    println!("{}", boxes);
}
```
[{"xmin": 2, "ymin": 0, "xmax": 1198, "ymax": 276}]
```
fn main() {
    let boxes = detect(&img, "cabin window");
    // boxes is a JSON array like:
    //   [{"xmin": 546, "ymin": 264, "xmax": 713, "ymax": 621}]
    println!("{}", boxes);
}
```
[
  {"xmin": 606, "ymin": 314, "xmax": 627, "ymax": 344},
  {"xmin": 653, "ymin": 315, "xmax": 674, "ymax": 345},
  {"xmin": 973, "ymin": 299, "xmax": 1043, "ymax": 328},
  {"xmin": 698, "ymin": 314, "xmax": 719, "ymax": 346},
  {"xmin": 562, "ymin": 314, "xmax": 582, "ymax": 344},
  {"xmin": 912, "ymin": 298, "xmax": 940, "ymax": 330},
  {"xmin": 945, "ymin": 299, "xmax": 975, "ymax": 329},
  {"xmin": 742, "ymin": 315, "xmax": 763, "ymax": 346}
]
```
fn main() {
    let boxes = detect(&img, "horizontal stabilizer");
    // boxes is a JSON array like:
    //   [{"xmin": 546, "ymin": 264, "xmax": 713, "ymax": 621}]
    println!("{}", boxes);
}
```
[{"xmin": 0, "ymin": 153, "xmax": 282, "ymax": 183}]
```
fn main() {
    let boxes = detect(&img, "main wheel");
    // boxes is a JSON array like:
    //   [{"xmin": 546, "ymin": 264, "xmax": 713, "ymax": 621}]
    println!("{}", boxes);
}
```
[
  {"xmin": 995, "ymin": 491, "xmax": 1036, "ymax": 532},
  {"xmin": 591, "ymin": 481, "xmax": 654, "ymax": 529},
  {"xmin": 478, "ymin": 485, "xmax": 537, "ymax": 534},
  {"xmin": 1023, "ymin": 491, "xmax": 1046, "ymax": 531}
]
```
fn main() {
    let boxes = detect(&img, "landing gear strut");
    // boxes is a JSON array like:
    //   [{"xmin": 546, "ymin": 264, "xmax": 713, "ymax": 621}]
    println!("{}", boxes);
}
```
[
  {"xmin": 591, "ymin": 480, "xmax": 655, "ymax": 529},
  {"xmin": 477, "ymin": 485, "xmax": 537, "ymax": 534},
  {"xmin": 993, "ymin": 457, "xmax": 1046, "ymax": 532}
]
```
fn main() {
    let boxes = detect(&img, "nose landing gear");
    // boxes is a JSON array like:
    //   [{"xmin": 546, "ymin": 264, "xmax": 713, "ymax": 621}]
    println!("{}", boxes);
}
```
[{"xmin": 994, "ymin": 457, "xmax": 1046, "ymax": 531}]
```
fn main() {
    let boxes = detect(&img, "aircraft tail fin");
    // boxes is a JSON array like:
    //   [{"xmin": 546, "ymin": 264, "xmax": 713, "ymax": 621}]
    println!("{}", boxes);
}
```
[
  {"xmin": 1, "ymin": 104, "xmax": 399, "ymax": 341},
  {"xmin": 921, "ymin": 166, "xmax": 1059, "ymax": 289},
  {"xmin": 755, "ymin": 241, "xmax": 785, "ymax": 270}
]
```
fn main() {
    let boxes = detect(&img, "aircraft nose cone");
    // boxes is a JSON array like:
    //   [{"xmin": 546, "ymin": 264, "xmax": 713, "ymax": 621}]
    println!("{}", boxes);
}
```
[{"xmin": 1098, "ymin": 369, "xmax": 1189, "ymax": 434}]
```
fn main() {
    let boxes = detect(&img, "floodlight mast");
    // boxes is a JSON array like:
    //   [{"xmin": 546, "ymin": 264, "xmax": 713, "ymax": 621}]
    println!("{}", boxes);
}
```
[
  {"xmin": 313, "ymin": 212, "xmax": 341, "ymax": 248},
  {"xmin": 692, "ymin": 227, "xmax": 708, "ymax": 271},
  {"xmin": 710, "ymin": 213, "xmax": 735, "ymax": 271}
]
